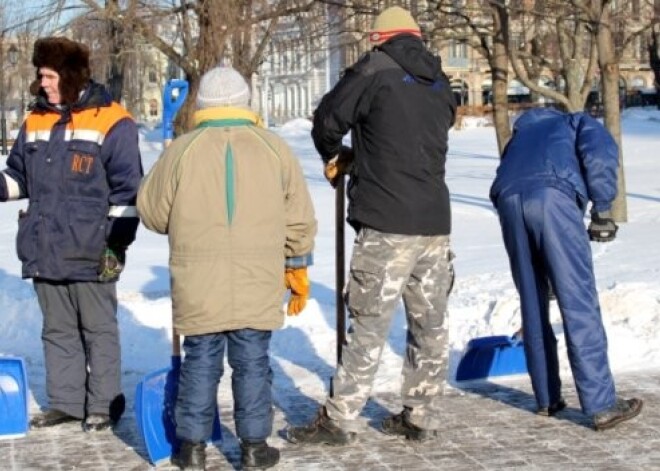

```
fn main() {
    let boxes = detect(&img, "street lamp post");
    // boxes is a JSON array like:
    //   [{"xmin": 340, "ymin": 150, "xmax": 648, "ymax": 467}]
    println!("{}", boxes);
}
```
[{"xmin": 1, "ymin": 43, "xmax": 18, "ymax": 156}]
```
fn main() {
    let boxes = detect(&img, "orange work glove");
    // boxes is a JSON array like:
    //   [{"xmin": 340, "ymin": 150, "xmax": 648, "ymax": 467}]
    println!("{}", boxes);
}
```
[
  {"xmin": 323, "ymin": 146, "xmax": 354, "ymax": 188},
  {"xmin": 284, "ymin": 267, "xmax": 310, "ymax": 316}
]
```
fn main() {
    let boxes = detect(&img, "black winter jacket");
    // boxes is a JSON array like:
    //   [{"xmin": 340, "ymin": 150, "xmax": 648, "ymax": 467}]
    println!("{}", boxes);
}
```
[{"xmin": 312, "ymin": 35, "xmax": 456, "ymax": 235}]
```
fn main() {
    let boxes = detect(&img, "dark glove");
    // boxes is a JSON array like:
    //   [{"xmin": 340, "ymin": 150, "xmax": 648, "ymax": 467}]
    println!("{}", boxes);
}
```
[
  {"xmin": 588, "ymin": 210, "xmax": 618, "ymax": 242},
  {"xmin": 323, "ymin": 146, "xmax": 354, "ymax": 188},
  {"xmin": 98, "ymin": 246, "xmax": 126, "ymax": 282}
]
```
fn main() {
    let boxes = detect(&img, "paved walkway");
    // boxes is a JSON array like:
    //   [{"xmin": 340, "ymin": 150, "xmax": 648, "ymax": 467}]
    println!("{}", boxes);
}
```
[{"xmin": 2, "ymin": 370, "xmax": 658, "ymax": 470}]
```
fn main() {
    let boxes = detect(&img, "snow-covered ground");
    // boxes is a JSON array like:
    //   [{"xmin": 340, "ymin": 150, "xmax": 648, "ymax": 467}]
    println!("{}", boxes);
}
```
[{"xmin": 1, "ymin": 108, "xmax": 659, "ymax": 411}]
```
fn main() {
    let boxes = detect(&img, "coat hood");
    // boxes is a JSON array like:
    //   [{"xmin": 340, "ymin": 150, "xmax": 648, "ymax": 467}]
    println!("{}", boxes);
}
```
[
  {"xmin": 512, "ymin": 107, "xmax": 564, "ymax": 132},
  {"xmin": 378, "ymin": 35, "xmax": 443, "ymax": 85}
]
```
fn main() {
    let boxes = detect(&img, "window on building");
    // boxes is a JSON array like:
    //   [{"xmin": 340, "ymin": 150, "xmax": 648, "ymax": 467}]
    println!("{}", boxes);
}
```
[
  {"xmin": 640, "ymin": 35, "xmax": 648, "ymax": 61},
  {"xmin": 631, "ymin": 0, "xmax": 640, "ymax": 19},
  {"xmin": 148, "ymin": 70, "xmax": 157, "ymax": 83},
  {"xmin": 449, "ymin": 40, "xmax": 468, "ymax": 58}
]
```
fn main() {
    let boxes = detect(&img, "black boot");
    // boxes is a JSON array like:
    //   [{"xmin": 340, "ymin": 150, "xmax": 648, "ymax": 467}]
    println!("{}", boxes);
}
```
[
  {"xmin": 171, "ymin": 440, "xmax": 206, "ymax": 470},
  {"xmin": 241, "ymin": 441, "xmax": 280, "ymax": 469},
  {"xmin": 109, "ymin": 393, "xmax": 126, "ymax": 422},
  {"xmin": 30, "ymin": 409, "xmax": 80, "ymax": 428},
  {"xmin": 381, "ymin": 407, "xmax": 438, "ymax": 441},
  {"xmin": 286, "ymin": 406, "xmax": 356, "ymax": 446},
  {"xmin": 83, "ymin": 393, "xmax": 125, "ymax": 432},
  {"xmin": 536, "ymin": 397, "xmax": 567, "ymax": 417},
  {"xmin": 83, "ymin": 414, "xmax": 113, "ymax": 432},
  {"xmin": 593, "ymin": 397, "xmax": 643, "ymax": 431}
]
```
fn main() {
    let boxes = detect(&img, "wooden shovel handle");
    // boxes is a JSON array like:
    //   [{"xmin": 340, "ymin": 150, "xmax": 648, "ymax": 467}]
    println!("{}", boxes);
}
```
[{"xmin": 165, "ymin": 138, "xmax": 183, "ymax": 359}]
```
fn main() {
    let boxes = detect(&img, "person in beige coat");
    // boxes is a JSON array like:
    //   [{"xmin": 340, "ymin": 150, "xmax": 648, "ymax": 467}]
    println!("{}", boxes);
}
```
[{"xmin": 137, "ymin": 65, "xmax": 316, "ymax": 471}]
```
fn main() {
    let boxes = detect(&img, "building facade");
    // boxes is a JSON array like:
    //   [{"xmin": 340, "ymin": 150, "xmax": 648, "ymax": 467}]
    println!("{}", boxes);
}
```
[{"xmin": 254, "ymin": 0, "xmax": 656, "ymax": 125}]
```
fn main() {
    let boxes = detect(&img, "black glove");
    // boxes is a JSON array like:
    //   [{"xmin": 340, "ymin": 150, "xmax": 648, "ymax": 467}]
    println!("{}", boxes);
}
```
[
  {"xmin": 98, "ymin": 246, "xmax": 126, "ymax": 282},
  {"xmin": 588, "ymin": 210, "xmax": 618, "ymax": 242}
]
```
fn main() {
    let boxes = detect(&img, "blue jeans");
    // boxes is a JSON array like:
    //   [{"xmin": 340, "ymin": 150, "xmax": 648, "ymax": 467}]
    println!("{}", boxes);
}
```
[{"xmin": 175, "ymin": 329, "xmax": 273, "ymax": 443}]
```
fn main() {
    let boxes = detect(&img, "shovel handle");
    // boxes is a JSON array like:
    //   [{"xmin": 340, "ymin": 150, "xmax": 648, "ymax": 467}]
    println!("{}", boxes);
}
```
[
  {"xmin": 165, "ymin": 136, "xmax": 183, "ymax": 360},
  {"xmin": 335, "ymin": 174, "xmax": 346, "ymax": 366}
]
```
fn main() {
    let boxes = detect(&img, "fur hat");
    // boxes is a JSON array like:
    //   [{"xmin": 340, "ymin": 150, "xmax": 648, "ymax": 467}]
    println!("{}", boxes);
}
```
[
  {"xmin": 369, "ymin": 6, "xmax": 421, "ymax": 45},
  {"xmin": 196, "ymin": 66, "xmax": 251, "ymax": 109},
  {"xmin": 29, "ymin": 37, "xmax": 91, "ymax": 105}
]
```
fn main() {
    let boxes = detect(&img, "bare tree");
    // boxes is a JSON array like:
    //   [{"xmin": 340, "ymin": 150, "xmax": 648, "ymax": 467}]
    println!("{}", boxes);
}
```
[
  {"xmin": 567, "ymin": 0, "xmax": 659, "ymax": 222},
  {"xmin": 508, "ymin": 1, "xmax": 599, "ymax": 112},
  {"xmin": 0, "ymin": 1, "xmax": 58, "ymax": 133},
  {"xmin": 105, "ymin": 0, "xmax": 135, "ymax": 102},
  {"xmin": 420, "ymin": 1, "xmax": 513, "ymax": 154},
  {"xmin": 71, "ymin": 0, "xmax": 319, "ymax": 131}
]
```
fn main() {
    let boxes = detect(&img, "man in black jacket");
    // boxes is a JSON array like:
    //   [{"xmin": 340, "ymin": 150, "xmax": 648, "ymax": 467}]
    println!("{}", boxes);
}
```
[{"xmin": 287, "ymin": 6, "xmax": 456, "ymax": 445}]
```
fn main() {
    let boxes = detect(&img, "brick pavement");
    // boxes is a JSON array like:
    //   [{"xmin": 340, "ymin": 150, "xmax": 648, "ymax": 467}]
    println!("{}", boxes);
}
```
[{"xmin": 2, "ymin": 370, "xmax": 658, "ymax": 470}]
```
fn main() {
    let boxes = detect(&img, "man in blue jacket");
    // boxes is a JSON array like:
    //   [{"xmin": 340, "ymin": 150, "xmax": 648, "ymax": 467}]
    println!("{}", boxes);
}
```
[
  {"xmin": 0, "ymin": 37, "xmax": 142, "ymax": 432},
  {"xmin": 490, "ymin": 107, "xmax": 642, "ymax": 431}
]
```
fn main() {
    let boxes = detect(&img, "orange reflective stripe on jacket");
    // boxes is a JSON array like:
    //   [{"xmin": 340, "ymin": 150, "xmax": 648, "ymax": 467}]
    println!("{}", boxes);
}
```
[{"xmin": 25, "ymin": 102, "xmax": 132, "ymax": 145}]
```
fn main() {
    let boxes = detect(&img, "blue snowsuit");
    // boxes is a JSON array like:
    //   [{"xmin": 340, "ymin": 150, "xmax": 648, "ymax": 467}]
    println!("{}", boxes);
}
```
[{"xmin": 489, "ymin": 108, "xmax": 619, "ymax": 415}]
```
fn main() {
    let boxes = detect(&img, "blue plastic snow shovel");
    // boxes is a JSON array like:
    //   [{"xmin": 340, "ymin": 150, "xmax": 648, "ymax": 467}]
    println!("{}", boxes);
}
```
[
  {"xmin": 0, "ymin": 356, "xmax": 29, "ymax": 439},
  {"xmin": 455, "ymin": 332, "xmax": 528, "ymax": 381},
  {"xmin": 162, "ymin": 79, "xmax": 189, "ymax": 146},
  {"xmin": 135, "ymin": 335, "xmax": 222, "ymax": 466}
]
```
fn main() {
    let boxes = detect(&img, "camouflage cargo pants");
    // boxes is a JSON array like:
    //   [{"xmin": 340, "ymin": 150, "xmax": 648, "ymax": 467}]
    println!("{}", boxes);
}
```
[{"xmin": 325, "ymin": 227, "xmax": 453, "ymax": 431}]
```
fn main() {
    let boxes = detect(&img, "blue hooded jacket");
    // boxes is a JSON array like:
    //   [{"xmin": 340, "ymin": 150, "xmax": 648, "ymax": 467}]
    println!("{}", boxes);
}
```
[{"xmin": 489, "ymin": 108, "xmax": 619, "ymax": 214}]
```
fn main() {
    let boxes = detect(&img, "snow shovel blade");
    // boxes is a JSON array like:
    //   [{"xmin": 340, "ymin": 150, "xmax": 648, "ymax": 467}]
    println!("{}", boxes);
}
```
[
  {"xmin": 455, "ymin": 335, "xmax": 527, "ymax": 381},
  {"xmin": 0, "ymin": 356, "xmax": 29, "ymax": 439},
  {"xmin": 135, "ymin": 356, "xmax": 222, "ymax": 466}
]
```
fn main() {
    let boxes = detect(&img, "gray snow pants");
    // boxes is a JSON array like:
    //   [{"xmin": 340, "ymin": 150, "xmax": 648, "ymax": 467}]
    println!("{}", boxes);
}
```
[
  {"xmin": 34, "ymin": 280, "xmax": 121, "ymax": 419},
  {"xmin": 325, "ymin": 228, "xmax": 453, "ymax": 431}
]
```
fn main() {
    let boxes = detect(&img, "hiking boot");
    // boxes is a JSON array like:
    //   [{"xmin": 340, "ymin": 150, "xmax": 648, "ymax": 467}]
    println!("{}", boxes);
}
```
[
  {"xmin": 83, "ymin": 414, "xmax": 113, "ymax": 432},
  {"xmin": 536, "ymin": 397, "xmax": 567, "ymax": 417},
  {"xmin": 381, "ymin": 407, "xmax": 438, "ymax": 441},
  {"xmin": 241, "ymin": 441, "xmax": 280, "ymax": 469},
  {"xmin": 593, "ymin": 397, "xmax": 643, "ymax": 431},
  {"xmin": 172, "ymin": 440, "xmax": 206, "ymax": 471},
  {"xmin": 30, "ymin": 409, "xmax": 80, "ymax": 428},
  {"xmin": 286, "ymin": 407, "xmax": 356, "ymax": 446}
]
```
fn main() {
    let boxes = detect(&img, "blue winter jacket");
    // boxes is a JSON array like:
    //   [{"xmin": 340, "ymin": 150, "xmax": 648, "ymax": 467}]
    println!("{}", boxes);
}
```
[
  {"xmin": 489, "ymin": 108, "xmax": 619, "ymax": 213},
  {"xmin": 0, "ymin": 82, "xmax": 143, "ymax": 281}
]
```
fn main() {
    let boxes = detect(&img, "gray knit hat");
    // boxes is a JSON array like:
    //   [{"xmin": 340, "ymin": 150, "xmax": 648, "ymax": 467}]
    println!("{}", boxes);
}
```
[{"xmin": 196, "ymin": 66, "xmax": 251, "ymax": 109}]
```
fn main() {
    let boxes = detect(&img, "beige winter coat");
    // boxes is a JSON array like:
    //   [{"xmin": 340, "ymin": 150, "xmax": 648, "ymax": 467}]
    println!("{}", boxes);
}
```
[{"xmin": 137, "ymin": 108, "xmax": 316, "ymax": 335}]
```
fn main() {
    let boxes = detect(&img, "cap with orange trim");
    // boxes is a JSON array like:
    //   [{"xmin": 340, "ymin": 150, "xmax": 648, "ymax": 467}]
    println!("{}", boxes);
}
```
[{"xmin": 369, "ymin": 6, "xmax": 422, "ymax": 46}]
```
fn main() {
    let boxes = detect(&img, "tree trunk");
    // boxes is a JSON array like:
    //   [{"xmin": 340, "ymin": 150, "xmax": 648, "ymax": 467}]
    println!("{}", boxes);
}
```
[
  {"xmin": 491, "ymin": 5, "xmax": 511, "ymax": 155},
  {"xmin": 106, "ymin": 0, "xmax": 124, "ymax": 102},
  {"xmin": 596, "ymin": 6, "xmax": 627, "ymax": 222},
  {"xmin": 649, "ymin": 29, "xmax": 660, "ymax": 110},
  {"xmin": 173, "ymin": 74, "xmax": 200, "ymax": 137}
]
